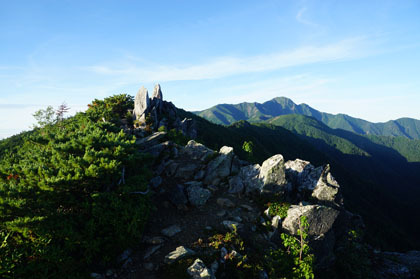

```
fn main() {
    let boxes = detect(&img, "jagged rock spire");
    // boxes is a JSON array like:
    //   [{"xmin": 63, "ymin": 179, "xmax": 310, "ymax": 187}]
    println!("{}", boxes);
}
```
[
  {"xmin": 153, "ymin": 84, "xmax": 163, "ymax": 100},
  {"xmin": 134, "ymin": 86, "xmax": 150, "ymax": 121}
]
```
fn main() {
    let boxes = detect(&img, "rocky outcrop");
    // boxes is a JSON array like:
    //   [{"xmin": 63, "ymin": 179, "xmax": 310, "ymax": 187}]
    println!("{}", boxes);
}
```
[
  {"xmin": 373, "ymin": 251, "xmax": 420, "ymax": 279},
  {"xmin": 258, "ymin": 154, "xmax": 287, "ymax": 194},
  {"xmin": 187, "ymin": 259, "xmax": 215, "ymax": 279},
  {"xmin": 311, "ymin": 165, "xmax": 340, "ymax": 203},
  {"xmin": 181, "ymin": 118, "xmax": 197, "ymax": 139},
  {"xmin": 152, "ymin": 84, "xmax": 163, "ymax": 100},
  {"xmin": 134, "ymin": 86, "xmax": 150, "ymax": 122},
  {"xmin": 285, "ymin": 159, "xmax": 341, "ymax": 204},
  {"xmin": 131, "ymin": 84, "xmax": 197, "ymax": 139},
  {"xmin": 282, "ymin": 205, "xmax": 340, "ymax": 236},
  {"xmin": 203, "ymin": 146, "xmax": 234, "ymax": 185},
  {"xmin": 114, "ymin": 87, "xmax": 384, "ymax": 279},
  {"xmin": 186, "ymin": 183, "xmax": 211, "ymax": 207},
  {"xmin": 182, "ymin": 140, "xmax": 214, "ymax": 161}
]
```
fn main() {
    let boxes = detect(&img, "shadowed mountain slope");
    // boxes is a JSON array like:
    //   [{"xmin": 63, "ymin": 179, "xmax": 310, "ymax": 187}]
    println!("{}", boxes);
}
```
[{"xmin": 195, "ymin": 97, "xmax": 420, "ymax": 139}]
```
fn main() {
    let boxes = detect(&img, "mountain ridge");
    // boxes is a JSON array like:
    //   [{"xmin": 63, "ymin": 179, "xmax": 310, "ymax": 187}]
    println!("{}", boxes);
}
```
[{"xmin": 194, "ymin": 96, "xmax": 420, "ymax": 139}]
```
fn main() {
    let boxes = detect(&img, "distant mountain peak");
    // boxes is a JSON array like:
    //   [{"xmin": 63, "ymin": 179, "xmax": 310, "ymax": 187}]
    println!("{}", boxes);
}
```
[{"xmin": 194, "ymin": 96, "xmax": 420, "ymax": 139}]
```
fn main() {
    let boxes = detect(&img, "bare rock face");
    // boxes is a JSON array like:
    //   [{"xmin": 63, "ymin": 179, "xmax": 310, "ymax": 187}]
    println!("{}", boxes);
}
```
[
  {"xmin": 182, "ymin": 140, "xmax": 214, "ymax": 161},
  {"xmin": 203, "ymin": 146, "xmax": 234, "ymax": 185},
  {"xmin": 282, "ymin": 205, "xmax": 339, "ymax": 236},
  {"xmin": 152, "ymin": 84, "xmax": 163, "ymax": 100},
  {"xmin": 311, "ymin": 165, "xmax": 340, "ymax": 203},
  {"xmin": 134, "ymin": 86, "xmax": 150, "ymax": 122},
  {"xmin": 239, "ymin": 164, "xmax": 262, "ymax": 194},
  {"xmin": 258, "ymin": 154, "xmax": 287, "ymax": 194},
  {"xmin": 187, "ymin": 258, "xmax": 214, "ymax": 279}
]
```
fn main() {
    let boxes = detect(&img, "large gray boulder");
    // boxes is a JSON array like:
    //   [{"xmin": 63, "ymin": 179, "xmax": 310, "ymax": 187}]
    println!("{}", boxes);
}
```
[
  {"xmin": 285, "ymin": 160, "xmax": 341, "ymax": 203},
  {"xmin": 311, "ymin": 165, "xmax": 340, "ymax": 203},
  {"xmin": 285, "ymin": 159, "xmax": 319, "ymax": 191},
  {"xmin": 182, "ymin": 140, "xmax": 214, "ymax": 161},
  {"xmin": 203, "ymin": 146, "xmax": 234, "ymax": 185},
  {"xmin": 282, "ymin": 205, "xmax": 339, "ymax": 236},
  {"xmin": 258, "ymin": 154, "xmax": 287, "ymax": 194},
  {"xmin": 134, "ymin": 86, "xmax": 150, "ymax": 122}
]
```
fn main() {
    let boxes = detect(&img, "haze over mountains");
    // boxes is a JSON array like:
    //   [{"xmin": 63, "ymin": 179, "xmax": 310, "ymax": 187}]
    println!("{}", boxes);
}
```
[{"xmin": 195, "ymin": 97, "xmax": 420, "ymax": 139}]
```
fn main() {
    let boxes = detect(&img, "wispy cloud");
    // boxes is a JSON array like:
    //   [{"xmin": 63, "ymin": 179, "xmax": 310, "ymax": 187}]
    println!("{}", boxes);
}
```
[
  {"xmin": 86, "ymin": 38, "xmax": 367, "ymax": 83},
  {"xmin": 296, "ymin": 7, "xmax": 318, "ymax": 27}
]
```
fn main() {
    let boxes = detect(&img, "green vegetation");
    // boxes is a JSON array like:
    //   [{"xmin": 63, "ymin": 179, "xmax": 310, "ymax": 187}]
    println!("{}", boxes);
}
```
[
  {"xmin": 265, "ymin": 216, "xmax": 314, "ymax": 279},
  {"xmin": 86, "ymin": 93, "xmax": 134, "ymax": 124},
  {"xmin": 367, "ymin": 135, "xmax": 420, "ymax": 162},
  {"xmin": 167, "ymin": 128, "xmax": 189, "ymax": 146},
  {"xmin": 32, "ymin": 105, "xmax": 56, "ymax": 128},
  {"xmin": 0, "ymin": 94, "xmax": 151, "ymax": 278},
  {"xmin": 242, "ymin": 140, "xmax": 254, "ymax": 161},
  {"xmin": 267, "ymin": 202, "xmax": 290, "ymax": 219}
]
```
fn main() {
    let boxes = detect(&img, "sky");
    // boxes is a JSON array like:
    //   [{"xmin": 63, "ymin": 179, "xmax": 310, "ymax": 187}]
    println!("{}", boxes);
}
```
[{"xmin": 1, "ymin": 0, "xmax": 420, "ymax": 139}]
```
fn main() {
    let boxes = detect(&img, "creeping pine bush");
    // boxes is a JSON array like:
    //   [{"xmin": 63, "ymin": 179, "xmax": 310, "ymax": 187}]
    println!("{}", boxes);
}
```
[{"xmin": 0, "ymin": 95, "xmax": 152, "ymax": 278}]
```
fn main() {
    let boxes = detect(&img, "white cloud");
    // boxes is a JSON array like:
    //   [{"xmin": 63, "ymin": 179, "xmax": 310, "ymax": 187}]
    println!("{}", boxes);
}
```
[
  {"xmin": 296, "ymin": 7, "xmax": 318, "ymax": 27},
  {"xmin": 86, "ymin": 38, "xmax": 367, "ymax": 83}
]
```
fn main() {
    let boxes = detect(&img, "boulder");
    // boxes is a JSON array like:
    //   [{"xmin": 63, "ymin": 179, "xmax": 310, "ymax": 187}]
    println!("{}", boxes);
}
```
[
  {"xmin": 230, "ymin": 156, "xmax": 241, "ymax": 175},
  {"xmin": 187, "ymin": 258, "xmax": 214, "ymax": 279},
  {"xmin": 143, "ymin": 141, "xmax": 171, "ymax": 157},
  {"xmin": 134, "ymin": 86, "xmax": 150, "ymax": 122},
  {"xmin": 203, "ymin": 146, "xmax": 234, "ymax": 185},
  {"xmin": 136, "ymin": 131, "xmax": 166, "ymax": 148},
  {"xmin": 164, "ymin": 246, "xmax": 195, "ymax": 264},
  {"xmin": 228, "ymin": 176, "xmax": 244, "ymax": 194},
  {"xmin": 271, "ymin": 215, "xmax": 282, "ymax": 229},
  {"xmin": 311, "ymin": 166, "xmax": 340, "ymax": 203},
  {"xmin": 182, "ymin": 140, "xmax": 214, "ymax": 161},
  {"xmin": 258, "ymin": 154, "xmax": 287, "ymax": 194},
  {"xmin": 238, "ymin": 164, "xmax": 262, "ymax": 194},
  {"xmin": 285, "ymin": 159, "xmax": 322, "ymax": 192},
  {"xmin": 282, "ymin": 205, "xmax": 339, "ymax": 236},
  {"xmin": 187, "ymin": 185, "xmax": 211, "ymax": 207},
  {"xmin": 166, "ymin": 184, "xmax": 187, "ymax": 208},
  {"xmin": 175, "ymin": 163, "xmax": 200, "ymax": 180}
]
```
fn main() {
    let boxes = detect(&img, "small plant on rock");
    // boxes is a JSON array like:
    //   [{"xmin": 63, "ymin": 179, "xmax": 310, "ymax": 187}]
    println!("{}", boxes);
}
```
[
  {"xmin": 267, "ymin": 202, "xmax": 290, "ymax": 219},
  {"xmin": 264, "ymin": 216, "xmax": 314, "ymax": 279}
]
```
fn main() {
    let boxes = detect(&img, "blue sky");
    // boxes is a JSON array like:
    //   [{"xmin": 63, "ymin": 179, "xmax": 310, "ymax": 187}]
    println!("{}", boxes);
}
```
[{"xmin": 1, "ymin": 0, "xmax": 420, "ymax": 138}]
